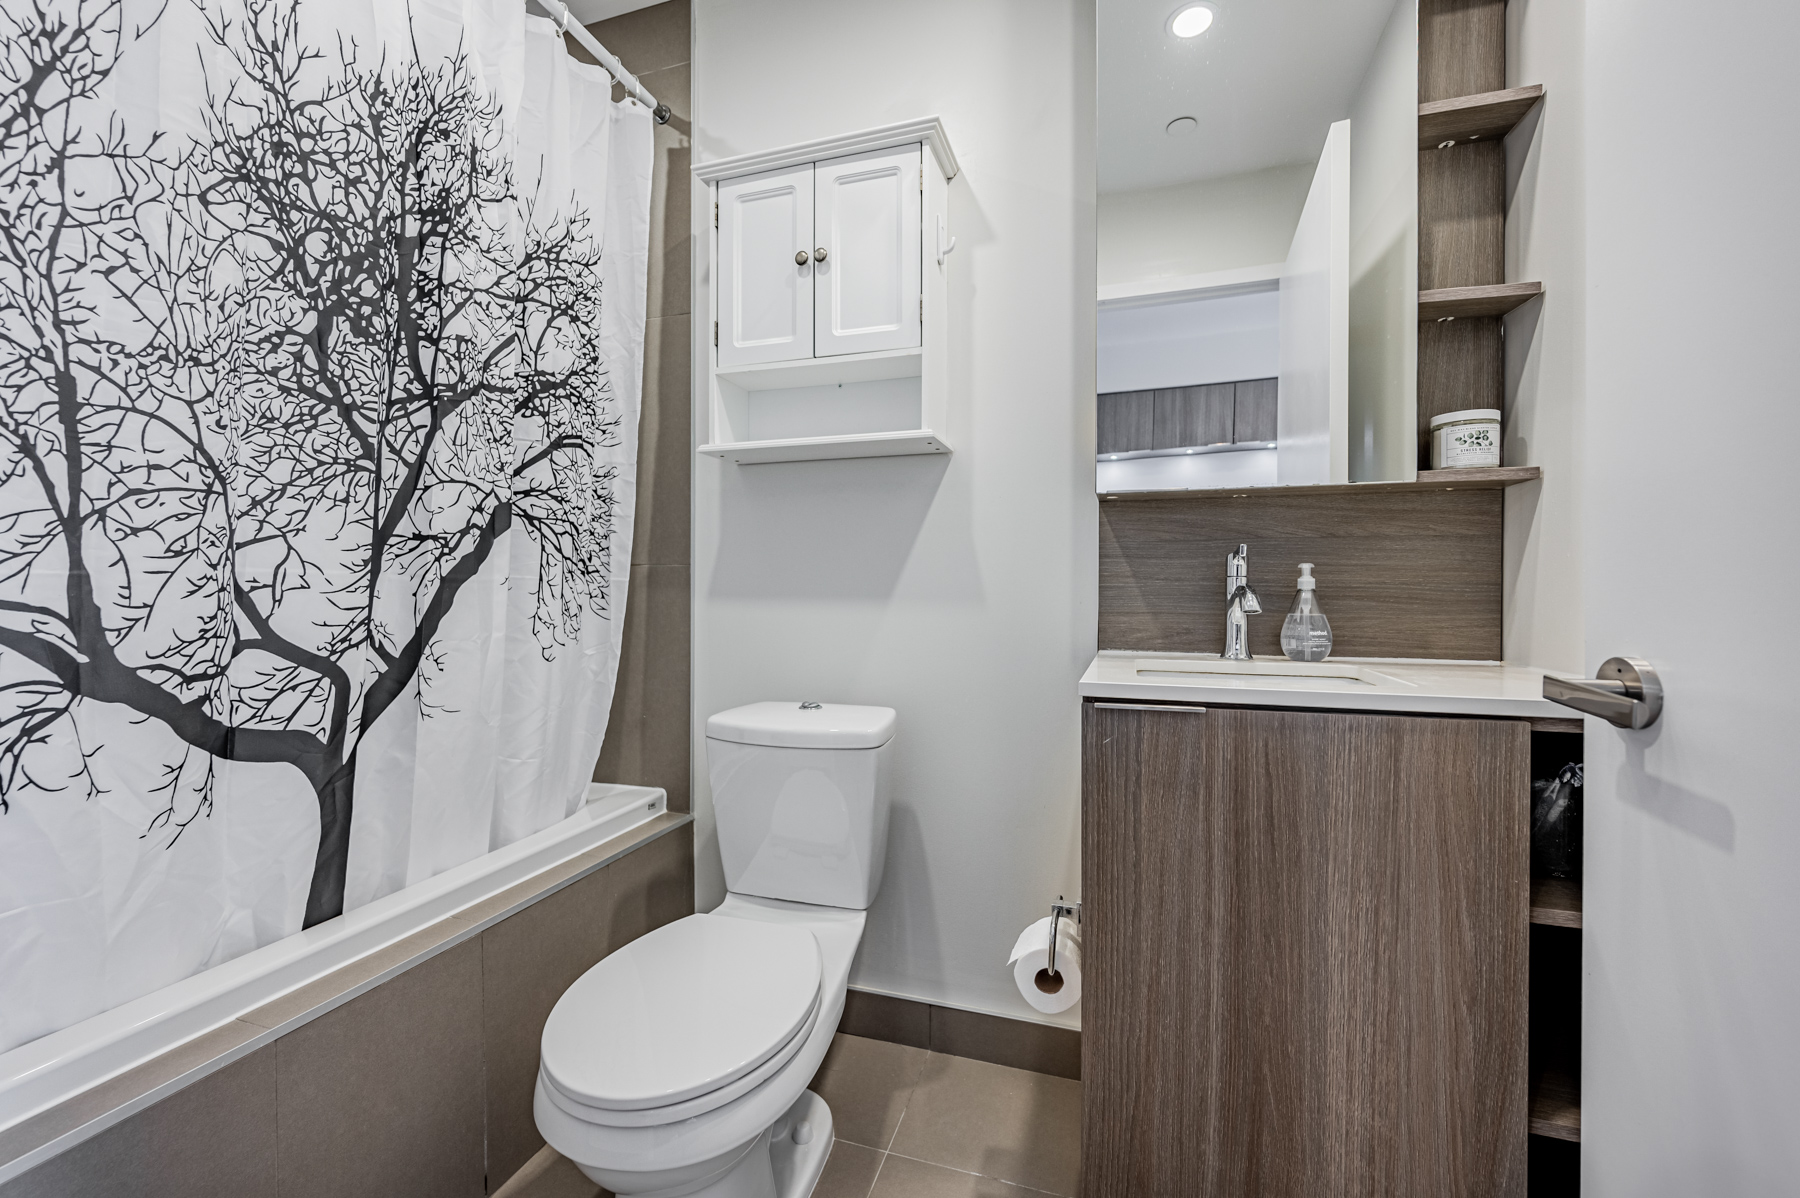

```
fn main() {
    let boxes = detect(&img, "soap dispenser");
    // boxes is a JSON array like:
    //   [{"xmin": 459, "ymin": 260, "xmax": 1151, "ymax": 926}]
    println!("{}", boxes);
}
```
[{"xmin": 1280, "ymin": 563, "xmax": 1332, "ymax": 662}]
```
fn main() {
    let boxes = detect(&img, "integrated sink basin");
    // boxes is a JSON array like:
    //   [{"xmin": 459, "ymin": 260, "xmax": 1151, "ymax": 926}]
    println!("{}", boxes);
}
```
[{"xmin": 1131, "ymin": 657, "xmax": 1415, "ymax": 689}]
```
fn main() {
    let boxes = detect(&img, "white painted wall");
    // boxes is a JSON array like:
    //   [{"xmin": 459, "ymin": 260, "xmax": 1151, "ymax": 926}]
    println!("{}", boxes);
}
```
[
  {"xmin": 1503, "ymin": 0, "xmax": 1584, "ymax": 674},
  {"xmin": 1579, "ymin": 0, "xmax": 1800, "ymax": 1191},
  {"xmin": 1095, "ymin": 288, "xmax": 1278, "ymax": 393},
  {"xmin": 1097, "ymin": 164, "xmax": 1313, "ymax": 289},
  {"xmin": 1277, "ymin": 121, "xmax": 1349, "ymax": 485},
  {"xmin": 691, "ymin": 0, "xmax": 1096, "ymax": 1029},
  {"xmin": 1345, "ymin": 0, "xmax": 1417, "ymax": 483}
]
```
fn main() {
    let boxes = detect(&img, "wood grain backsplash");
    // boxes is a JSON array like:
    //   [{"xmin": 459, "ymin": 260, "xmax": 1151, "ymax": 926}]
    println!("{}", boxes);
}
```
[{"xmin": 1098, "ymin": 489, "xmax": 1503, "ymax": 659}]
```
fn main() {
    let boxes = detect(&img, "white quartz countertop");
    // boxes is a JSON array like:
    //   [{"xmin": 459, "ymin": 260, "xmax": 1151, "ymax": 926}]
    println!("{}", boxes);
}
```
[{"xmin": 1081, "ymin": 651, "xmax": 1569, "ymax": 719}]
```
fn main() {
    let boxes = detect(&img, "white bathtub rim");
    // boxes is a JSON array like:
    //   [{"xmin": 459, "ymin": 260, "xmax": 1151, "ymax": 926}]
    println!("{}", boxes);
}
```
[{"xmin": 0, "ymin": 783, "xmax": 670, "ymax": 1146}]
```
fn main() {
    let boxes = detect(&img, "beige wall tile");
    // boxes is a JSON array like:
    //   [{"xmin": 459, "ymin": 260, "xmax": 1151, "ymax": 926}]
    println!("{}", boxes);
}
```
[
  {"xmin": 929, "ymin": 1006, "xmax": 1080, "ymax": 1082},
  {"xmin": 592, "ymin": 565, "xmax": 691, "ymax": 811},
  {"xmin": 640, "ymin": 61, "xmax": 691, "ymax": 321},
  {"xmin": 274, "ymin": 938, "xmax": 485, "ymax": 1198},
  {"xmin": 0, "ymin": 1019, "xmax": 264, "ymax": 1177},
  {"xmin": 632, "ymin": 314, "xmax": 691, "ymax": 569},
  {"xmin": 0, "ymin": 1049, "xmax": 276, "ymax": 1198},
  {"xmin": 483, "ymin": 824, "xmax": 692, "ymax": 1191},
  {"xmin": 886, "ymin": 1054, "xmax": 1081, "ymax": 1197},
  {"xmin": 596, "ymin": 820, "xmax": 695, "ymax": 954},
  {"xmin": 481, "ymin": 868, "xmax": 612, "ymax": 1187},
  {"xmin": 583, "ymin": 1, "xmax": 689, "ymax": 77}
]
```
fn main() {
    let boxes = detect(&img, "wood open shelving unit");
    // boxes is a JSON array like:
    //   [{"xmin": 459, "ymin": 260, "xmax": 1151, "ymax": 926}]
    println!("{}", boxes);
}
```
[
  {"xmin": 1531, "ymin": 876, "xmax": 1583, "ymax": 929},
  {"xmin": 1530, "ymin": 1067, "xmax": 1582, "ymax": 1142},
  {"xmin": 1420, "ymin": 2, "xmax": 1578, "ymax": 1189},
  {"xmin": 1419, "ymin": 84, "xmax": 1545, "ymax": 149},
  {"xmin": 1420, "ymin": 281, "xmax": 1544, "ymax": 320}
]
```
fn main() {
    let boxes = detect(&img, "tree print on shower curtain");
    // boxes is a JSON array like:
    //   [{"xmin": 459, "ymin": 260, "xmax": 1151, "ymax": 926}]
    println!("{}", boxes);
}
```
[{"xmin": 0, "ymin": 0, "xmax": 636, "ymax": 954}]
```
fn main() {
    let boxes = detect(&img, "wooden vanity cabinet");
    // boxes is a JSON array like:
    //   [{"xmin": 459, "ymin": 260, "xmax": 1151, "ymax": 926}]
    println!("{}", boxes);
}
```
[{"xmin": 1080, "ymin": 701, "xmax": 1530, "ymax": 1198}]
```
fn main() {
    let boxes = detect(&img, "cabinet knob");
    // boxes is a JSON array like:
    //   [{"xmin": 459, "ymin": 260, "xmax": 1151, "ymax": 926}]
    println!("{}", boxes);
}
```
[
  {"xmin": 813, "ymin": 247, "xmax": 828, "ymax": 263},
  {"xmin": 794, "ymin": 251, "xmax": 809, "ymax": 266}
]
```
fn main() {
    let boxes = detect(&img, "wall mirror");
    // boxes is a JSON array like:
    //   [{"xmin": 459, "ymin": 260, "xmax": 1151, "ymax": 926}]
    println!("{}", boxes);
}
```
[{"xmin": 1097, "ymin": 0, "xmax": 1418, "ymax": 493}]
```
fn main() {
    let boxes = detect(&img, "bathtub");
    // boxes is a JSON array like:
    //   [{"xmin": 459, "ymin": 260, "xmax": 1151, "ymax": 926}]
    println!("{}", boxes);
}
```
[{"xmin": 0, "ymin": 782, "xmax": 668, "ymax": 1168}]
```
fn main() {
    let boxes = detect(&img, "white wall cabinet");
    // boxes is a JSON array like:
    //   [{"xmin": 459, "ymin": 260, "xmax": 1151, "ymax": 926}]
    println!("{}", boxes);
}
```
[
  {"xmin": 718, "ymin": 164, "xmax": 814, "ymax": 367},
  {"xmin": 814, "ymin": 146, "xmax": 922, "ymax": 358},
  {"xmin": 698, "ymin": 119, "xmax": 956, "ymax": 464}
]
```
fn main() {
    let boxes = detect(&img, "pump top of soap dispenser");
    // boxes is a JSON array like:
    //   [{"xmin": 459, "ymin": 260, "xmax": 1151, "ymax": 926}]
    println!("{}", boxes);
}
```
[{"xmin": 1296, "ymin": 563, "xmax": 1316, "ymax": 590}]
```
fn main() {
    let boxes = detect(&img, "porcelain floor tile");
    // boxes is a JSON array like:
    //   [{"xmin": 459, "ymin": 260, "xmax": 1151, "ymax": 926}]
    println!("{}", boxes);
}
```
[
  {"xmin": 884, "ymin": 1053, "xmax": 1080, "ymax": 1197},
  {"xmin": 810, "ymin": 1033, "xmax": 930, "ymax": 1150},
  {"xmin": 869, "ymin": 1153, "xmax": 1063, "ymax": 1198},
  {"xmin": 813, "ymin": 1139, "xmax": 885, "ymax": 1198}
]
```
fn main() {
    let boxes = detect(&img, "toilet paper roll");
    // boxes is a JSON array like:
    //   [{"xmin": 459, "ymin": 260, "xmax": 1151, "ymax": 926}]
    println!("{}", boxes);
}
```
[{"xmin": 1008, "ymin": 916, "xmax": 1082, "ymax": 1014}]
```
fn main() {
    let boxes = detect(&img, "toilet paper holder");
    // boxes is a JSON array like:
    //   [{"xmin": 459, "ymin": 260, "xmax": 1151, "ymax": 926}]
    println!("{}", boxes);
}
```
[{"xmin": 1047, "ymin": 898, "xmax": 1082, "ymax": 977}]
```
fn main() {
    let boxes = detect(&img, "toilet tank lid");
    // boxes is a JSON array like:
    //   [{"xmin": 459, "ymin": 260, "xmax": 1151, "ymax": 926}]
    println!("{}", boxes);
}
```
[{"xmin": 706, "ymin": 701, "xmax": 896, "ymax": 749}]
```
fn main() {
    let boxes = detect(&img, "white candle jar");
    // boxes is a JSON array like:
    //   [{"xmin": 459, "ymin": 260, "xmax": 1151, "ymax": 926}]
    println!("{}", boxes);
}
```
[{"xmin": 1430, "ymin": 408, "xmax": 1502, "ymax": 469}]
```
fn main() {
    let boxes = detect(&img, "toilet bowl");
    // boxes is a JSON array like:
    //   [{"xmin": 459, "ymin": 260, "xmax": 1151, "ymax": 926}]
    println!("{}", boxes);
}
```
[{"xmin": 536, "ymin": 702, "xmax": 895, "ymax": 1198}]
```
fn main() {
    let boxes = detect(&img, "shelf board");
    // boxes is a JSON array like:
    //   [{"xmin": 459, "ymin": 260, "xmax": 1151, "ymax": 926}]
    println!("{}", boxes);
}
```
[
  {"xmin": 715, "ymin": 346, "xmax": 922, "ymax": 392},
  {"xmin": 1529, "ymin": 1067, "xmax": 1582, "ymax": 1142},
  {"xmin": 1530, "ymin": 876, "xmax": 1583, "ymax": 929},
  {"xmin": 1419, "ymin": 85, "xmax": 1546, "ymax": 149},
  {"xmin": 1099, "ymin": 466, "xmax": 1540, "ymax": 502},
  {"xmin": 699, "ymin": 429, "xmax": 949, "ymax": 465},
  {"xmin": 1419, "ymin": 282, "xmax": 1544, "ymax": 320}
]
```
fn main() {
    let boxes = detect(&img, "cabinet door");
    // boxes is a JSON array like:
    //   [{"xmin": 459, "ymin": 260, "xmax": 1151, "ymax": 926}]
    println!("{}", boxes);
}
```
[
  {"xmin": 813, "ymin": 145, "xmax": 922, "ymax": 357},
  {"xmin": 1081, "ymin": 702, "xmax": 1529, "ymax": 1198},
  {"xmin": 718, "ymin": 164, "xmax": 813, "ymax": 367}
]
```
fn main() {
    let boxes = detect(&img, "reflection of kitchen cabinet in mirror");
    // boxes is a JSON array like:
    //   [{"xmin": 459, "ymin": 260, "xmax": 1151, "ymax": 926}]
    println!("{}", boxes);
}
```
[
  {"xmin": 696, "ymin": 119, "xmax": 957, "ymax": 465},
  {"xmin": 1097, "ymin": 379, "xmax": 1279, "ymax": 492}
]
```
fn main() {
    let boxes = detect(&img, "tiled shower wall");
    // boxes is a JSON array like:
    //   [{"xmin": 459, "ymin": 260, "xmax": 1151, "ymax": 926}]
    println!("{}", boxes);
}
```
[
  {"xmin": 589, "ymin": 1, "xmax": 694, "ymax": 813},
  {"xmin": 0, "ymin": 823, "xmax": 693, "ymax": 1198}
]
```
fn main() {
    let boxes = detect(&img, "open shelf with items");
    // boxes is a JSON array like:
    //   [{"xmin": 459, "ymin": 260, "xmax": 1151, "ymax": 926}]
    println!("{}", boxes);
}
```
[
  {"xmin": 696, "ymin": 119, "xmax": 956, "ymax": 467},
  {"xmin": 1419, "ymin": 84, "xmax": 1545, "ymax": 148}
]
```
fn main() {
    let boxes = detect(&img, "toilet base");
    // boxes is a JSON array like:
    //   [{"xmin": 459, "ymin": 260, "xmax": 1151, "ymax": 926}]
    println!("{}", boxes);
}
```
[{"xmin": 574, "ymin": 1090, "xmax": 835, "ymax": 1198}]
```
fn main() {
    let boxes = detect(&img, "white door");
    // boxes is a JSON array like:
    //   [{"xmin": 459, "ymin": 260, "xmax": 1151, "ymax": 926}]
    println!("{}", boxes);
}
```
[
  {"xmin": 813, "ymin": 145, "xmax": 922, "ymax": 358},
  {"xmin": 1579, "ymin": 3, "xmax": 1800, "ymax": 1193},
  {"xmin": 1276, "ymin": 119, "xmax": 1349, "ymax": 485},
  {"xmin": 718, "ymin": 164, "xmax": 813, "ymax": 367}
]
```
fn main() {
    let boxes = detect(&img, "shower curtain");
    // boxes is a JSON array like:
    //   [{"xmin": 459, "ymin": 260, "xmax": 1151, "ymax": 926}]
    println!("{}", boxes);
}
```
[{"xmin": 0, "ymin": 0, "xmax": 651, "ymax": 1054}]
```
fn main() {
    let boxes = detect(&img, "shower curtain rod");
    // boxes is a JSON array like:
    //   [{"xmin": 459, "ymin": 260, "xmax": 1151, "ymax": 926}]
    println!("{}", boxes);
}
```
[{"xmin": 529, "ymin": 0, "xmax": 673, "ymax": 124}]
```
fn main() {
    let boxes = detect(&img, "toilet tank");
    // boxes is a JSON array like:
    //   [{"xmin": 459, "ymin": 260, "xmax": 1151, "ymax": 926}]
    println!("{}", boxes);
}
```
[{"xmin": 706, "ymin": 702, "xmax": 895, "ymax": 910}]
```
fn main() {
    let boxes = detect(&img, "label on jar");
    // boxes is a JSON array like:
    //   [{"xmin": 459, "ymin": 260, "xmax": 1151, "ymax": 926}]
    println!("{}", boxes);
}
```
[{"xmin": 1435, "ymin": 420, "xmax": 1500, "ymax": 469}]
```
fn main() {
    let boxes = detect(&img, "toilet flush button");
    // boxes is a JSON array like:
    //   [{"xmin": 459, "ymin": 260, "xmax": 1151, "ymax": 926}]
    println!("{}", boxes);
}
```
[{"xmin": 792, "ymin": 1120, "xmax": 814, "ymax": 1145}]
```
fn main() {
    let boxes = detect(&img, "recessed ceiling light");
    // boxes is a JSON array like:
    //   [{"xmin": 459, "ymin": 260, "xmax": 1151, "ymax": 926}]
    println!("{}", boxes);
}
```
[
  {"xmin": 1166, "ymin": 116, "xmax": 1198, "ymax": 137},
  {"xmin": 1169, "ymin": 4, "xmax": 1215, "ymax": 37}
]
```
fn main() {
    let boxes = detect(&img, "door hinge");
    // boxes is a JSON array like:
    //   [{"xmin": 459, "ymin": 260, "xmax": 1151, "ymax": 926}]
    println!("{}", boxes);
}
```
[
  {"xmin": 919, "ymin": 297, "xmax": 923, "ymax": 321},
  {"xmin": 713, "ymin": 320, "xmax": 718, "ymax": 347},
  {"xmin": 714, "ymin": 200, "xmax": 718, "ymax": 228}
]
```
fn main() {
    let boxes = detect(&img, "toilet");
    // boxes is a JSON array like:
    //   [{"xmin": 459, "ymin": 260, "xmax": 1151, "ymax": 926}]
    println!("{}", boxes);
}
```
[{"xmin": 534, "ymin": 701, "xmax": 895, "ymax": 1198}]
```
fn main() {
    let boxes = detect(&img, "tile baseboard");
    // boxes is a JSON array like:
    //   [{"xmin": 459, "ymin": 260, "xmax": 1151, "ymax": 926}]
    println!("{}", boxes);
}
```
[{"xmin": 840, "ymin": 990, "xmax": 1080, "ymax": 1082}]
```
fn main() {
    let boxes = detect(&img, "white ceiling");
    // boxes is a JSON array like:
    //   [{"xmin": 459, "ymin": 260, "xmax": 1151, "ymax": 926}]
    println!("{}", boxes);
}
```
[{"xmin": 1100, "ymin": 0, "xmax": 1401, "ymax": 194}]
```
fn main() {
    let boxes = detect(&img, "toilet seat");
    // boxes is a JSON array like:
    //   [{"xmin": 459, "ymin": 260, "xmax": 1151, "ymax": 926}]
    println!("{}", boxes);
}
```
[{"xmin": 540, "ymin": 914, "xmax": 823, "ymax": 1127}]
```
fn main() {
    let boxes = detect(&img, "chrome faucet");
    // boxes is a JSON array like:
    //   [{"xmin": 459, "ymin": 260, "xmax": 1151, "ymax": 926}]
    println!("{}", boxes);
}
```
[{"xmin": 1223, "ymin": 543, "xmax": 1261, "ymax": 660}]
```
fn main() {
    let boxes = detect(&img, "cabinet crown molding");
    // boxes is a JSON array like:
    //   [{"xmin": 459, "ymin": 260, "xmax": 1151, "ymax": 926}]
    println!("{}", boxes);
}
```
[{"xmin": 694, "ymin": 116, "xmax": 959, "ymax": 183}]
